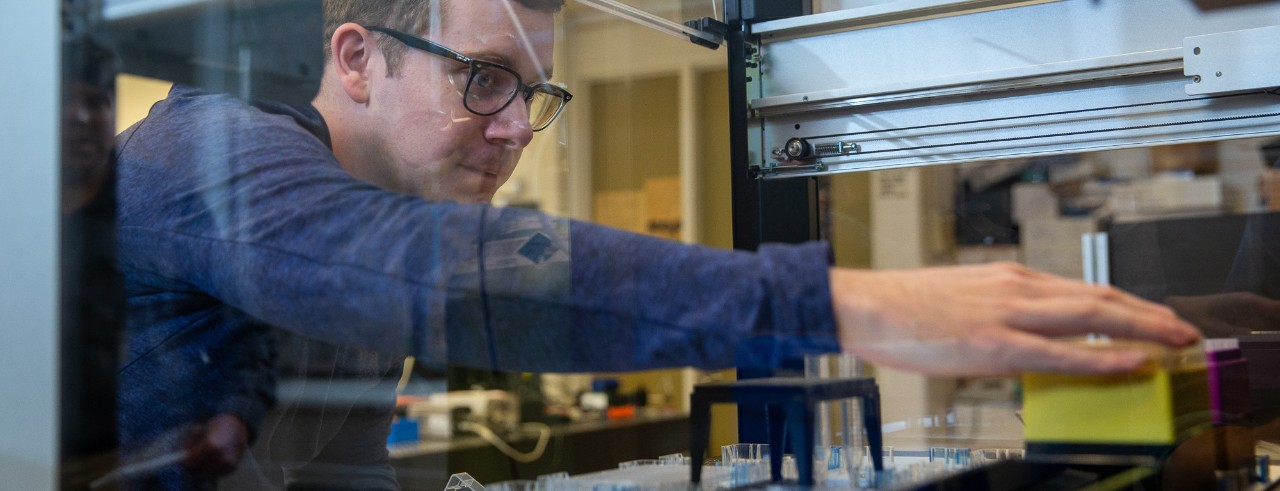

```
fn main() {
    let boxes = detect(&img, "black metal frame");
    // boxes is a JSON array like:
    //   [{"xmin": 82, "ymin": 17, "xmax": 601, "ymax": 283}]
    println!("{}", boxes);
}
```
[
  {"xmin": 722, "ymin": 0, "xmax": 817, "ymax": 445},
  {"xmin": 725, "ymin": 0, "xmax": 817, "ymax": 253}
]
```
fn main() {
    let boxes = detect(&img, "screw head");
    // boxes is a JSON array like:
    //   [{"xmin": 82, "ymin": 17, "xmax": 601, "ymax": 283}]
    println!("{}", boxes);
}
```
[{"xmin": 784, "ymin": 138, "xmax": 811, "ymax": 159}]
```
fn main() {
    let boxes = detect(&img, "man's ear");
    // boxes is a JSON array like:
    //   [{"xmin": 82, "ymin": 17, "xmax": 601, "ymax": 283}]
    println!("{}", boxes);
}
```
[{"xmin": 330, "ymin": 23, "xmax": 376, "ymax": 104}]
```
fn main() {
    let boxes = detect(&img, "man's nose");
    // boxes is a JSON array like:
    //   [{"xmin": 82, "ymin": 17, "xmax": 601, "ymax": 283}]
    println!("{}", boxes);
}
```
[{"xmin": 485, "ymin": 98, "xmax": 534, "ymax": 148}]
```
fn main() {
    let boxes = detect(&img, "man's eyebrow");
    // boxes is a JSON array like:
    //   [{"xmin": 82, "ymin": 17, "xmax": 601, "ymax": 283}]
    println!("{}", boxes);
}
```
[
  {"xmin": 471, "ymin": 50, "xmax": 554, "ymax": 82},
  {"xmin": 469, "ymin": 50, "xmax": 513, "ymax": 67},
  {"xmin": 468, "ymin": 50, "xmax": 506, "ymax": 63}
]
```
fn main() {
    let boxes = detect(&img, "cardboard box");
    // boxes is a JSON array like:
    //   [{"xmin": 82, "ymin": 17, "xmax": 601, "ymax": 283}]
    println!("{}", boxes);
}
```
[
  {"xmin": 1011, "ymin": 182, "xmax": 1058, "ymax": 224},
  {"xmin": 1020, "ymin": 217, "xmax": 1099, "ymax": 279},
  {"xmin": 1263, "ymin": 169, "xmax": 1280, "ymax": 211},
  {"xmin": 1150, "ymin": 142, "xmax": 1219, "ymax": 175},
  {"xmin": 1108, "ymin": 175, "xmax": 1223, "ymax": 221}
]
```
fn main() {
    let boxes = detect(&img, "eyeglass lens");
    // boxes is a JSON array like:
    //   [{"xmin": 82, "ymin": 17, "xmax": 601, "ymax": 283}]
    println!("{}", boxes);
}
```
[
  {"xmin": 463, "ymin": 65, "xmax": 519, "ymax": 114},
  {"xmin": 527, "ymin": 89, "xmax": 564, "ymax": 131},
  {"xmin": 463, "ymin": 64, "xmax": 565, "ymax": 131}
]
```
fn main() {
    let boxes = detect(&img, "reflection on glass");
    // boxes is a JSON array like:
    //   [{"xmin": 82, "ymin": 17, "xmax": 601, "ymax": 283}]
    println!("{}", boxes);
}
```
[
  {"xmin": 60, "ymin": 24, "xmax": 124, "ymax": 491},
  {"xmin": 50, "ymin": 0, "xmax": 1280, "ymax": 488},
  {"xmin": 819, "ymin": 138, "xmax": 1280, "ymax": 487},
  {"xmin": 101, "ymin": 0, "xmax": 745, "ymax": 489},
  {"xmin": 814, "ymin": 0, "xmax": 908, "ymax": 12}
]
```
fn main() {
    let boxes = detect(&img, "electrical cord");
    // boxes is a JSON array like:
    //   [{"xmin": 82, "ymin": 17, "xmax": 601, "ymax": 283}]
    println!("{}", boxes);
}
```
[
  {"xmin": 396, "ymin": 356, "xmax": 415, "ymax": 393},
  {"xmin": 457, "ymin": 421, "xmax": 552, "ymax": 464}
]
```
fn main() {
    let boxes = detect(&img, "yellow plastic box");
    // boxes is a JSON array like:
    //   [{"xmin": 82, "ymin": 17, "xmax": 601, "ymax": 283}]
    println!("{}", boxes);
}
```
[{"xmin": 1022, "ymin": 339, "xmax": 1211, "ymax": 446}]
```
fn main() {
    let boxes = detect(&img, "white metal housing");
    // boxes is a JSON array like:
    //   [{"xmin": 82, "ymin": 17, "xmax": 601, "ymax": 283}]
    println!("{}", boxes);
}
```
[{"xmin": 749, "ymin": 0, "xmax": 1280, "ymax": 177}]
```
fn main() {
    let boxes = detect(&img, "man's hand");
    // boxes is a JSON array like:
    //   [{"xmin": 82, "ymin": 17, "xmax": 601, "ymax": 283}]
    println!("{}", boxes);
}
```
[
  {"xmin": 1166, "ymin": 292, "xmax": 1280, "ymax": 337},
  {"xmin": 182, "ymin": 413, "xmax": 249, "ymax": 479},
  {"xmin": 830, "ymin": 262, "xmax": 1200, "ymax": 377}
]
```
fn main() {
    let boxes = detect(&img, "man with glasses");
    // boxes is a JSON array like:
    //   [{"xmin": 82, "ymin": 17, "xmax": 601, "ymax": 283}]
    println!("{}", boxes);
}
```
[
  {"xmin": 362, "ymin": 25, "xmax": 571, "ymax": 133},
  {"xmin": 115, "ymin": 0, "xmax": 1199, "ymax": 489}
]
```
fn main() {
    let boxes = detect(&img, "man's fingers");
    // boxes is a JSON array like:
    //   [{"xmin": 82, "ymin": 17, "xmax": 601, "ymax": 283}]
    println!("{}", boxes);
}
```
[
  {"xmin": 834, "ymin": 264, "xmax": 1202, "ymax": 378},
  {"xmin": 996, "ymin": 331, "xmax": 1148, "ymax": 375},
  {"xmin": 1004, "ymin": 295, "xmax": 1198, "ymax": 346},
  {"xmin": 851, "ymin": 332, "xmax": 1146, "ymax": 377},
  {"xmin": 183, "ymin": 441, "xmax": 238, "ymax": 478},
  {"xmin": 181, "ymin": 415, "xmax": 248, "ymax": 479},
  {"xmin": 182, "ymin": 440, "xmax": 214, "ymax": 476}
]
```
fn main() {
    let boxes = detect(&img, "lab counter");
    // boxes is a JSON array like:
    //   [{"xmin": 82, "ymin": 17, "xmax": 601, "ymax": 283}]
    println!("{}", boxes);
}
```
[{"xmin": 390, "ymin": 412, "xmax": 690, "ymax": 489}]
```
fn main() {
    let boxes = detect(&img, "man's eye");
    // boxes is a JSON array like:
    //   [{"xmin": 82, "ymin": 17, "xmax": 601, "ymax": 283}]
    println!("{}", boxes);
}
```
[{"xmin": 473, "ymin": 70, "xmax": 496, "ymax": 89}]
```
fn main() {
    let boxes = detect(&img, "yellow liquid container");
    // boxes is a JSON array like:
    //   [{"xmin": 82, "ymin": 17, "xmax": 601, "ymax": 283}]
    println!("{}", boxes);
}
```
[{"xmin": 1022, "ymin": 339, "xmax": 1211, "ymax": 448}]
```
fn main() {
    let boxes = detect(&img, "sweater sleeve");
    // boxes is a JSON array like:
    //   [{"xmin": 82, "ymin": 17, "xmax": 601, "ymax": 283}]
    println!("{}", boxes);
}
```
[
  {"xmin": 438, "ymin": 214, "xmax": 839, "ymax": 372},
  {"xmin": 117, "ymin": 90, "xmax": 839, "ymax": 376}
]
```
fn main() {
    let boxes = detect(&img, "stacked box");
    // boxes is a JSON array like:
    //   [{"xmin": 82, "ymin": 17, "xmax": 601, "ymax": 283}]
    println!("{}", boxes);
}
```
[{"xmin": 1019, "ymin": 217, "xmax": 1099, "ymax": 279}]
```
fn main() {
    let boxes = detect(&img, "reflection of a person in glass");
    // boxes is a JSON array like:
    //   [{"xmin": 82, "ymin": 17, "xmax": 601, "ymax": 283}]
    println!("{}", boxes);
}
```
[
  {"xmin": 62, "ymin": 51, "xmax": 115, "ymax": 215},
  {"xmin": 60, "ymin": 34, "xmax": 127, "ymax": 489},
  {"xmin": 112, "ymin": 0, "xmax": 1200, "ymax": 489},
  {"xmin": 1160, "ymin": 141, "xmax": 1280, "ymax": 489}
]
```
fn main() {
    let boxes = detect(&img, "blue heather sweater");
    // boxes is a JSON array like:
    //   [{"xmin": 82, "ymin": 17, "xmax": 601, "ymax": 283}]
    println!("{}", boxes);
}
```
[{"xmin": 114, "ymin": 86, "xmax": 839, "ymax": 488}]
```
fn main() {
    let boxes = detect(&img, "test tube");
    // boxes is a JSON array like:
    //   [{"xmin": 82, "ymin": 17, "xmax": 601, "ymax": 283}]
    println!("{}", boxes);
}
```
[
  {"xmin": 721, "ymin": 443, "xmax": 769, "ymax": 486},
  {"xmin": 805, "ymin": 353, "xmax": 866, "ymax": 483}
]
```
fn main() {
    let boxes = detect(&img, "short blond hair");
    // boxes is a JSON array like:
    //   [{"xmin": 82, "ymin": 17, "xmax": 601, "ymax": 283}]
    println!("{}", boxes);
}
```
[{"xmin": 323, "ymin": 0, "xmax": 564, "ymax": 77}]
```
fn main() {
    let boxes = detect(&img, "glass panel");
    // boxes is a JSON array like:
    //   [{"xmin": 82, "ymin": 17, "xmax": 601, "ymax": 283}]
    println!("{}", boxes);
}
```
[
  {"xmin": 818, "ymin": 138, "xmax": 1280, "ymax": 485},
  {"xmin": 60, "ymin": 2, "xmax": 124, "ymax": 488},
  {"xmin": 814, "ymin": 0, "xmax": 910, "ymax": 12},
  {"xmin": 813, "ymin": 0, "xmax": 1047, "ymax": 13},
  {"xmin": 73, "ymin": 0, "xmax": 745, "ymax": 489},
  {"xmin": 41, "ymin": 0, "xmax": 1280, "ymax": 489}
]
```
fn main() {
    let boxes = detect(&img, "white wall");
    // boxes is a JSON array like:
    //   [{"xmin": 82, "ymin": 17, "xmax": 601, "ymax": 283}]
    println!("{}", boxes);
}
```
[
  {"xmin": 116, "ymin": 74, "xmax": 173, "ymax": 133},
  {"xmin": 560, "ymin": 12, "xmax": 723, "ymax": 223},
  {"xmin": 0, "ymin": 0, "xmax": 61, "ymax": 488},
  {"xmin": 497, "ymin": 0, "xmax": 723, "ymax": 217}
]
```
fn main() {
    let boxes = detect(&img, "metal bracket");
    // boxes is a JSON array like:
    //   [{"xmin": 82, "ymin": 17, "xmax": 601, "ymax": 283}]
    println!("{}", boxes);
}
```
[
  {"xmin": 683, "ymin": 17, "xmax": 728, "ymax": 50},
  {"xmin": 771, "ymin": 137, "xmax": 861, "ymax": 161},
  {"xmin": 572, "ymin": 0, "xmax": 725, "ymax": 50},
  {"xmin": 1185, "ymin": 25, "xmax": 1280, "ymax": 96},
  {"xmin": 755, "ymin": 160, "xmax": 828, "ymax": 178}
]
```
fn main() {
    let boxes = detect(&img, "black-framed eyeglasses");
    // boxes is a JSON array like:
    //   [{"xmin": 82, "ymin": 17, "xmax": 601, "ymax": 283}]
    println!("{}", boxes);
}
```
[{"xmin": 365, "ymin": 26, "xmax": 572, "ymax": 132}]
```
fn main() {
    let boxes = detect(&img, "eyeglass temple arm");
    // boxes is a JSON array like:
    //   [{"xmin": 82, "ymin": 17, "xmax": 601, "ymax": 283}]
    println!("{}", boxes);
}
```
[{"xmin": 363, "ymin": 26, "xmax": 472, "ymax": 64}]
